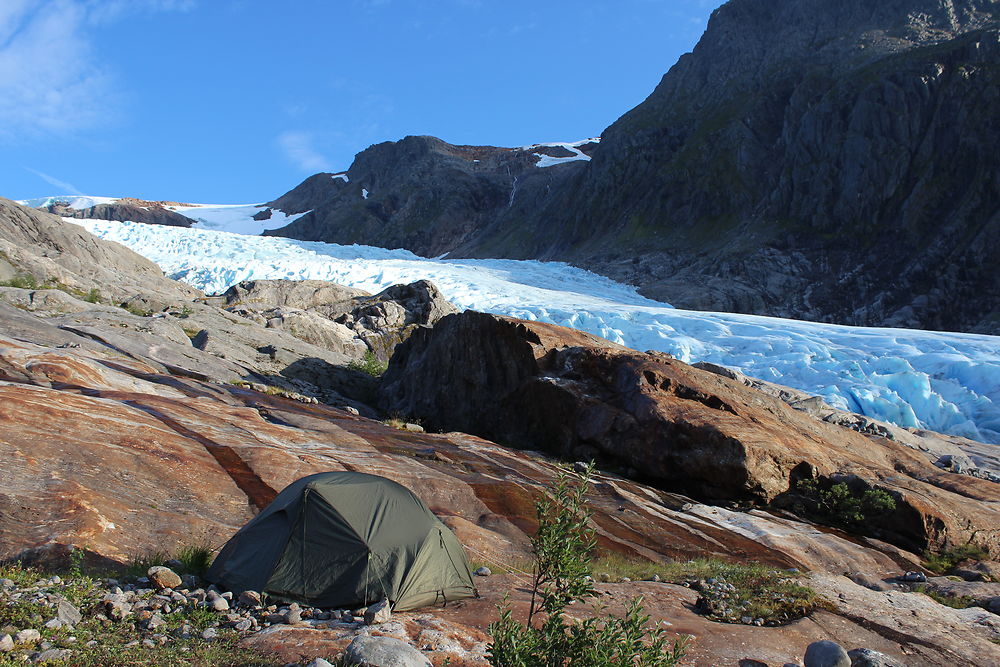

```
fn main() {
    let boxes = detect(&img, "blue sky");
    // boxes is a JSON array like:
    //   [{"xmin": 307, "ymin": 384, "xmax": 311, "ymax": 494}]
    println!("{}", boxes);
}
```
[{"xmin": 2, "ymin": 0, "xmax": 716, "ymax": 203}]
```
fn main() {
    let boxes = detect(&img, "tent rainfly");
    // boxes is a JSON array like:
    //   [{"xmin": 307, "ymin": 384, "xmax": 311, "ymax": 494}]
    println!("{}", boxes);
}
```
[{"xmin": 206, "ymin": 471, "xmax": 477, "ymax": 611}]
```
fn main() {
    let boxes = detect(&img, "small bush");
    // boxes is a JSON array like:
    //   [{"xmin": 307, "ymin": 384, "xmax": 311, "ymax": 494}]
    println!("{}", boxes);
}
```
[
  {"xmin": 176, "ymin": 544, "xmax": 215, "ymax": 576},
  {"xmin": 590, "ymin": 554, "xmax": 820, "ymax": 626},
  {"xmin": 912, "ymin": 584, "xmax": 977, "ymax": 609},
  {"xmin": 0, "ymin": 274, "xmax": 39, "ymax": 290},
  {"xmin": 123, "ymin": 303, "xmax": 153, "ymax": 317},
  {"xmin": 923, "ymin": 543, "xmax": 989, "ymax": 574},
  {"xmin": 348, "ymin": 350, "xmax": 389, "ymax": 377},
  {"xmin": 488, "ymin": 464, "xmax": 689, "ymax": 666},
  {"xmin": 794, "ymin": 479, "xmax": 895, "ymax": 530}
]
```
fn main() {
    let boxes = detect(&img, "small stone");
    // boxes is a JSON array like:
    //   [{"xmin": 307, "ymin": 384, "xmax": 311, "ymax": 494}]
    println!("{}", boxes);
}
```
[
  {"xmin": 201, "ymin": 628, "xmax": 218, "ymax": 641},
  {"xmin": 740, "ymin": 615, "xmax": 753, "ymax": 625},
  {"xmin": 286, "ymin": 607, "xmax": 303, "ymax": 625},
  {"xmin": 620, "ymin": 577, "xmax": 631, "ymax": 582},
  {"xmin": 265, "ymin": 613, "xmax": 286, "ymax": 625},
  {"xmin": 898, "ymin": 571, "xmax": 926, "ymax": 583},
  {"xmin": 986, "ymin": 596, "xmax": 1000, "ymax": 614},
  {"xmin": 32, "ymin": 648, "xmax": 70, "ymax": 662},
  {"xmin": 344, "ymin": 635, "xmax": 432, "ymax": 666},
  {"xmin": 307, "ymin": 660, "xmax": 335, "ymax": 667},
  {"xmin": 147, "ymin": 566, "xmax": 182, "ymax": 591},
  {"xmin": 0, "ymin": 579, "xmax": 14, "ymax": 589},
  {"xmin": 473, "ymin": 567, "xmax": 491, "ymax": 577},
  {"xmin": 234, "ymin": 619, "xmax": 252, "ymax": 632},
  {"xmin": 364, "ymin": 598, "xmax": 392, "ymax": 625},
  {"xmin": 403, "ymin": 423, "xmax": 424, "ymax": 433},
  {"xmin": 0, "ymin": 635, "xmax": 13, "ymax": 652},
  {"xmin": 43, "ymin": 619, "xmax": 63, "ymax": 630},
  {"xmin": 803, "ymin": 640, "xmax": 850, "ymax": 667},
  {"xmin": 142, "ymin": 639, "xmax": 156, "ymax": 649},
  {"xmin": 847, "ymin": 648, "xmax": 898, "ymax": 667},
  {"xmin": 55, "ymin": 599, "xmax": 82, "ymax": 626},
  {"xmin": 739, "ymin": 660, "xmax": 769, "ymax": 667},
  {"xmin": 238, "ymin": 590, "xmax": 262, "ymax": 607},
  {"xmin": 210, "ymin": 597, "xmax": 230, "ymax": 612},
  {"xmin": 651, "ymin": 574, "xmax": 661, "ymax": 582},
  {"xmin": 15, "ymin": 629, "xmax": 41, "ymax": 644},
  {"xmin": 164, "ymin": 559, "xmax": 184, "ymax": 571}
]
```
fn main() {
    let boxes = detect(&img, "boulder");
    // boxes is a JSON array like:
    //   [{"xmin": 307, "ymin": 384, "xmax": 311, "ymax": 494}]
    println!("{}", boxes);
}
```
[
  {"xmin": 343, "ymin": 635, "xmax": 432, "ymax": 667},
  {"xmin": 803, "ymin": 640, "xmax": 850, "ymax": 667},
  {"xmin": 380, "ymin": 312, "xmax": 1000, "ymax": 556},
  {"xmin": 847, "ymin": 648, "xmax": 899, "ymax": 667}
]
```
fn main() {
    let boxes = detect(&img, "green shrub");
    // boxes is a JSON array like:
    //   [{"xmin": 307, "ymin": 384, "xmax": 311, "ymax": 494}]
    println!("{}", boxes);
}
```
[
  {"xmin": 912, "ymin": 584, "xmax": 977, "ymax": 609},
  {"xmin": 590, "ymin": 554, "xmax": 820, "ymax": 626},
  {"xmin": 488, "ymin": 464, "xmax": 688, "ymax": 666},
  {"xmin": 348, "ymin": 350, "xmax": 389, "ymax": 377},
  {"xmin": 0, "ymin": 274, "xmax": 39, "ymax": 290},
  {"xmin": 923, "ymin": 544, "xmax": 989, "ymax": 574},
  {"xmin": 176, "ymin": 544, "xmax": 215, "ymax": 576},
  {"xmin": 794, "ymin": 479, "xmax": 896, "ymax": 530}
]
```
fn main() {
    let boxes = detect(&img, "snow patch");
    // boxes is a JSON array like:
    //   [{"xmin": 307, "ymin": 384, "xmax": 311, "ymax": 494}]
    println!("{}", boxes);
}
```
[
  {"xmin": 17, "ymin": 195, "xmax": 120, "ymax": 210},
  {"xmin": 521, "ymin": 138, "xmax": 600, "ymax": 168},
  {"xmin": 68, "ymin": 218, "xmax": 1000, "ymax": 445},
  {"xmin": 362, "ymin": 188, "xmax": 369, "ymax": 200},
  {"xmin": 163, "ymin": 203, "xmax": 310, "ymax": 236},
  {"xmin": 333, "ymin": 172, "xmax": 349, "ymax": 182}
]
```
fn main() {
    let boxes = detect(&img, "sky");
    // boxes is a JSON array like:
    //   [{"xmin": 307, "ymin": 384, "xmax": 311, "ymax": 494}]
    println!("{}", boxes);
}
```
[{"xmin": 2, "ymin": 0, "xmax": 718, "ymax": 204}]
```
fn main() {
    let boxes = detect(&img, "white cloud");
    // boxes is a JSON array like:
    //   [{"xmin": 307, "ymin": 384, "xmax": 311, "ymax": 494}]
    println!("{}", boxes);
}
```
[
  {"xmin": 277, "ymin": 131, "xmax": 332, "ymax": 173},
  {"xmin": 0, "ymin": 0, "xmax": 193, "ymax": 142},
  {"xmin": 24, "ymin": 166, "xmax": 84, "ymax": 195}
]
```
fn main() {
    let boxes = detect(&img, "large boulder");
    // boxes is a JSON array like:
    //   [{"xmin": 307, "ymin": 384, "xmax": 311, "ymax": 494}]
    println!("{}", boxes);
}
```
[{"xmin": 380, "ymin": 311, "xmax": 1000, "ymax": 556}]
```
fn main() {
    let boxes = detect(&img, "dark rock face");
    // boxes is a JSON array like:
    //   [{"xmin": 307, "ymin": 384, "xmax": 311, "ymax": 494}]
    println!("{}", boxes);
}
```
[
  {"xmin": 537, "ymin": 0, "xmax": 1000, "ymax": 334},
  {"xmin": 265, "ymin": 1, "xmax": 1000, "ymax": 334},
  {"xmin": 265, "ymin": 135, "xmax": 589, "ymax": 257},
  {"xmin": 48, "ymin": 202, "xmax": 194, "ymax": 227},
  {"xmin": 380, "ymin": 311, "xmax": 1000, "ymax": 556}
]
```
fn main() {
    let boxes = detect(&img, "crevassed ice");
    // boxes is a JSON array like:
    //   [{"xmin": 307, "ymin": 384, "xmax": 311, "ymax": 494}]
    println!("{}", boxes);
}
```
[{"xmin": 72, "ymin": 218, "xmax": 1000, "ymax": 445}]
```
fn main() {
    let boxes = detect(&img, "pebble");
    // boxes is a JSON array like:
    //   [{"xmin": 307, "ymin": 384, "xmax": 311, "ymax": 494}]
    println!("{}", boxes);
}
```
[
  {"xmin": 899, "ymin": 571, "xmax": 927, "ymax": 583},
  {"xmin": 364, "ymin": 598, "xmax": 392, "ymax": 625},
  {"xmin": 238, "ymin": 590, "xmax": 262, "ymax": 607},
  {"xmin": 307, "ymin": 659, "xmax": 336, "ymax": 667},
  {"xmin": 0, "ymin": 635, "xmax": 13, "ymax": 652},
  {"xmin": 201, "ymin": 628, "xmax": 218, "ymax": 641},
  {"xmin": 210, "ymin": 597, "xmax": 230, "ymax": 612},
  {"xmin": 473, "ymin": 566, "xmax": 491, "ymax": 577},
  {"xmin": 14, "ymin": 629, "xmax": 41, "ymax": 644}
]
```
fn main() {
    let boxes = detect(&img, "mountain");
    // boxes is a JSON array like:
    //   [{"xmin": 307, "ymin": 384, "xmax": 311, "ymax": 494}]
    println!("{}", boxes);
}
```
[
  {"xmin": 261, "ymin": 136, "xmax": 598, "ymax": 256},
  {"xmin": 261, "ymin": 0, "xmax": 1000, "ymax": 334}
]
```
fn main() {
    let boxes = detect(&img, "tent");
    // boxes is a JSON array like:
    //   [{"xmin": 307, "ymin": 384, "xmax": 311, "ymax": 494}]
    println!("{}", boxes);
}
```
[{"xmin": 206, "ymin": 471, "xmax": 477, "ymax": 611}]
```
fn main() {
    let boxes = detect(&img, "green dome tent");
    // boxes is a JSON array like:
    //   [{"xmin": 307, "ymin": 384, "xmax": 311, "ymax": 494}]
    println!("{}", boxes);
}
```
[{"xmin": 206, "ymin": 471, "xmax": 477, "ymax": 611}]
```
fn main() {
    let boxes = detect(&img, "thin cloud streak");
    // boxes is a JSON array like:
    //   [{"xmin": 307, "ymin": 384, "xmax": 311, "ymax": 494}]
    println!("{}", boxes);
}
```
[
  {"xmin": 24, "ymin": 166, "xmax": 85, "ymax": 195},
  {"xmin": 276, "ymin": 131, "xmax": 332, "ymax": 173},
  {"xmin": 0, "ymin": 0, "xmax": 194, "ymax": 142}
]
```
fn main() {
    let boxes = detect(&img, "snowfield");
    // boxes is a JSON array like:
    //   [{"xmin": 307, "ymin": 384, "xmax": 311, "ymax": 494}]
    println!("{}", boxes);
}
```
[{"xmin": 70, "ymin": 217, "xmax": 1000, "ymax": 445}]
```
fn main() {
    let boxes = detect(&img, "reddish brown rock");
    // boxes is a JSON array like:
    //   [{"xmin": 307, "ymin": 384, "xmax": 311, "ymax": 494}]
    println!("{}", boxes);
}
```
[
  {"xmin": 2, "ymin": 329, "xmax": 999, "ymax": 665},
  {"xmin": 380, "ymin": 312, "xmax": 1000, "ymax": 556}
]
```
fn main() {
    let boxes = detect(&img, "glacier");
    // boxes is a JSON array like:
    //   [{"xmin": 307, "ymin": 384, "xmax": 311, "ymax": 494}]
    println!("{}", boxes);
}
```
[{"xmin": 70, "ymin": 217, "xmax": 1000, "ymax": 445}]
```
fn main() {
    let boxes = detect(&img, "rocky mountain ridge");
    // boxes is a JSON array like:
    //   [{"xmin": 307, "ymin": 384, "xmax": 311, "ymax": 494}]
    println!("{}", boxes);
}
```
[{"xmin": 244, "ymin": 0, "xmax": 1000, "ymax": 335}]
